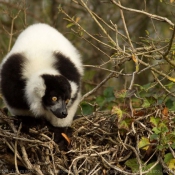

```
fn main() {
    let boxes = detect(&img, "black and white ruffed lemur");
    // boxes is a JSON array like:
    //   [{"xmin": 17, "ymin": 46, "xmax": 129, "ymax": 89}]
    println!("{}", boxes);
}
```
[{"xmin": 0, "ymin": 23, "xmax": 83, "ymax": 141}]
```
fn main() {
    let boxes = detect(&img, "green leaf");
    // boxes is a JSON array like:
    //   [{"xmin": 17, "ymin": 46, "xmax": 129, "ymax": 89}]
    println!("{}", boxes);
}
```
[
  {"xmin": 164, "ymin": 153, "xmax": 173, "ymax": 164},
  {"xmin": 95, "ymin": 87, "xmax": 115, "ymax": 110},
  {"xmin": 169, "ymin": 101, "xmax": 175, "ymax": 111},
  {"xmin": 171, "ymin": 143, "xmax": 175, "ymax": 149},
  {"xmin": 165, "ymin": 82, "xmax": 174, "ymax": 89},
  {"xmin": 145, "ymin": 30, "xmax": 149, "ymax": 35},
  {"xmin": 118, "ymin": 118, "xmax": 132, "ymax": 131},
  {"xmin": 142, "ymin": 83, "xmax": 152, "ymax": 90},
  {"xmin": 134, "ymin": 84, "xmax": 146, "ymax": 91},
  {"xmin": 167, "ymin": 159, "xmax": 175, "ymax": 172},
  {"xmin": 146, "ymin": 96, "xmax": 157, "ymax": 106},
  {"xmin": 103, "ymin": 87, "xmax": 114, "ymax": 98},
  {"xmin": 152, "ymin": 127, "xmax": 161, "ymax": 134},
  {"xmin": 142, "ymin": 98, "xmax": 150, "ymax": 108},
  {"xmin": 79, "ymin": 30, "xmax": 84, "ymax": 37},
  {"xmin": 145, "ymin": 162, "xmax": 162, "ymax": 175},
  {"xmin": 138, "ymin": 137, "xmax": 150, "ymax": 150},
  {"xmin": 150, "ymin": 133, "xmax": 159, "ymax": 141},
  {"xmin": 66, "ymin": 23, "xmax": 75, "ymax": 28},
  {"xmin": 106, "ymin": 96, "xmax": 115, "ymax": 102},
  {"xmin": 159, "ymin": 122, "xmax": 169, "ymax": 133},
  {"xmin": 111, "ymin": 106, "xmax": 123, "ymax": 119},
  {"xmin": 125, "ymin": 158, "xmax": 139, "ymax": 172},
  {"xmin": 96, "ymin": 96, "xmax": 105, "ymax": 107},
  {"xmin": 114, "ymin": 89, "xmax": 128, "ymax": 98},
  {"xmin": 165, "ymin": 99, "xmax": 174, "ymax": 109},
  {"xmin": 150, "ymin": 117, "xmax": 160, "ymax": 127},
  {"xmin": 81, "ymin": 103, "xmax": 93, "ymax": 115},
  {"xmin": 132, "ymin": 98, "xmax": 142, "ymax": 108},
  {"xmin": 114, "ymin": 89, "xmax": 136, "ymax": 99},
  {"xmin": 157, "ymin": 144, "xmax": 165, "ymax": 150}
]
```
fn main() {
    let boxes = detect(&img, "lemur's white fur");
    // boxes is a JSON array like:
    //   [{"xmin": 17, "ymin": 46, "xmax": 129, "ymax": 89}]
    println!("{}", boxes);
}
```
[{"xmin": 1, "ymin": 23, "xmax": 83, "ymax": 127}]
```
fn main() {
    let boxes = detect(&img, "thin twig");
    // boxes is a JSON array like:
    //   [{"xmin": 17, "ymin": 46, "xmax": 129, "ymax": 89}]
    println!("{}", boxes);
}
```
[
  {"xmin": 8, "ymin": 9, "xmax": 21, "ymax": 52},
  {"xmin": 14, "ymin": 123, "xmax": 22, "ymax": 174},
  {"xmin": 60, "ymin": 7, "xmax": 118, "ymax": 51},
  {"xmin": 80, "ymin": 0, "xmax": 116, "ymax": 47},
  {"xmin": 81, "ymin": 72, "xmax": 114, "ymax": 101},
  {"xmin": 163, "ymin": 26, "xmax": 175, "ymax": 67},
  {"xmin": 111, "ymin": 0, "xmax": 174, "ymax": 27},
  {"xmin": 151, "ymin": 70, "xmax": 175, "ymax": 97}
]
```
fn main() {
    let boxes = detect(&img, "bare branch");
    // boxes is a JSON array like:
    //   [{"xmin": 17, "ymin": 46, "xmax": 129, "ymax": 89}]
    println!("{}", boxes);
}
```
[
  {"xmin": 111, "ymin": 0, "xmax": 174, "ymax": 27},
  {"xmin": 81, "ymin": 72, "xmax": 115, "ymax": 101}
]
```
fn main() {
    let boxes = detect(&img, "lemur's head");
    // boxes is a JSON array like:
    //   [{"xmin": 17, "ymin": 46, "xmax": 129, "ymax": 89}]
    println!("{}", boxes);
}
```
[
  {"xmin": 25, "ymin": 74, "xmax": 71, "ymax": 119},
  {"xmin": 41, "ymin": 74, "xmax": 71, "ymax": 118}
]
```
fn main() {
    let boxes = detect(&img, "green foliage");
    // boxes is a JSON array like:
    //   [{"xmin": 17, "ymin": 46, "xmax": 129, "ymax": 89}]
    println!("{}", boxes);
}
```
[
  {"xmin": 138, "ymin": 137, "xmax": 150, "ymax": 150},
  {"xmin": 81, "ymin": 87, "xmax": 115, "ymax": 115},
  {"xmin": 164, "ymin": 153, "xmax": 175, "ymax": 173},
  {"xmin": 145, "ymin": 163, "xmax": 163, "ymax": 175},
  {"xmin": 81, "ymin": 102, "xmax": 94, "ymax": 115},
  {"xmin": 111, "ymin": 106, "xmax": 123, "ymax": 118},
  {"xmin": 149, "ymin": 116, "xmax": 175, "ymax": 150},
  {"xmin": 125, "ymin": 158, "xmax": 163, "ymax": 174},
  {"xmin": 164, "ymin": 153, "xmax": 174, "ymax": 164},
  {"xmin": 96, "ymin": 87, "xmax": 115, "ymax": 109},
  {"xmin": 90, "ymin": 80, "xmax": 175, "ymax": 173},
  {"xmin": 125, "ymin": 158, "xmax": 139, "ymax": 172}
]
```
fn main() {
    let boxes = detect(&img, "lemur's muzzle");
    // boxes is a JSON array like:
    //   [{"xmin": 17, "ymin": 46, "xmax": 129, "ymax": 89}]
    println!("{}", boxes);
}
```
[{"xmin": 50, "ymin": 100, "xmax": 68, "ymax": 119}]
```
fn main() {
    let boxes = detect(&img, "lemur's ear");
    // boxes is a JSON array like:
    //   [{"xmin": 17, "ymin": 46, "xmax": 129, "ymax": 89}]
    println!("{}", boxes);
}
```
[
  {"xmin": 34, "ymin": 86, "xmax": 45, "ymax": 98},
  {"xmin": 25, "ymin": 75, "xmax": 46, "ymax": 100}
]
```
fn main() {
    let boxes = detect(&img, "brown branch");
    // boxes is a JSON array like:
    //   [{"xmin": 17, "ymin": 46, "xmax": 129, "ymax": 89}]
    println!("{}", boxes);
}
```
[
  {"xmin": 111, "ymin": 0, "xmax": 174, "ymax": 27},
  {"xmin": 119, "ymin": 1, "xmax": 134, "ymax": 51},
  {"xmin": 79, "ymin": 0, "xmax": 117, "ymax": 47},
  {"xmin": 8, "ymin": 9, "xmax": 21, "ymax": 52},
  {"xmin": 81, "ymin": 72, "xmax": 115, "ymax": 101},
  {"xmin": 0, "ymin": 0, "xmax": 43, "ymax": 22},
  {"xmin": 163, "ymin": 26, "xmax": 175, "ymax": 67},
  {"xmin": 60, "ymin": 7, "xmax": 118, "ymax": 51},
  {"xmin": 14, "ymin": 123, "xmax": 22, "ymax": 174},
  {"xmin": 138, "ymin": 59, "xmax": 175, "ymax": 82},
  {"xmin": 151, "ymin": 70, "xmax": 175, "ymax": 97}
]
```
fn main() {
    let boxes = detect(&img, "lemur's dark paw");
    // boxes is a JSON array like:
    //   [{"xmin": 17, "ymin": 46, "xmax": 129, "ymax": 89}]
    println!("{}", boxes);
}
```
[
  {"xmin": 49, "ymin": 126, "xmax": 73, "ymax": 149},
  {"xmin": 2, "ymin": 107, "xmax": 8, "ymax": 115}
]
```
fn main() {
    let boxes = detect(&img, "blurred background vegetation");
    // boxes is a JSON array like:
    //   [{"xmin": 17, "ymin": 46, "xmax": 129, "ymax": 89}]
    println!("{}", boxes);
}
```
[{"xmin": 0, "ymin": 0, "xmax": 175, "ymax": 113}]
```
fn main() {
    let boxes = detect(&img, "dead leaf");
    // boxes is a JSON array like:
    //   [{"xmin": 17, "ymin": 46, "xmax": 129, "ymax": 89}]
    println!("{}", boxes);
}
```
[
  {"xmin": 162, "ymin": 107, "xmax": 168, "ymax": 117},
  {"xmin": 61, "ymin": 133, "xmax": 71, "ymax": 145},
  {"xmin": 133, "ymin": 109, "xmax": 145, "ymax": 116},
  {"xmin": 132, "ymin": 54, "xmax": 137, "ymax": 63},
  {"xmin": 111, "ymin": 106, "xmax": 123, "ymax": 120}
]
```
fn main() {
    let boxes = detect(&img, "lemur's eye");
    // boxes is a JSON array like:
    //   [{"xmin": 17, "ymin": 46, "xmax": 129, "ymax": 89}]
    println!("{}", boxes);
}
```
[
  {"xmin": 65, "ymin": 99, "xmax": 70, "ymax": 104},
  {"xmin": 52, "ymin": 96, "xmax": 57, "ymax": 102}
]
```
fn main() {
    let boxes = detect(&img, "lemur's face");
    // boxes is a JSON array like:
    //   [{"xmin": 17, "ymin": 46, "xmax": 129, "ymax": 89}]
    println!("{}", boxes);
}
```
[{"xmin": 41, "ymin": 74, "xmax": 71, "ymax": 118}]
